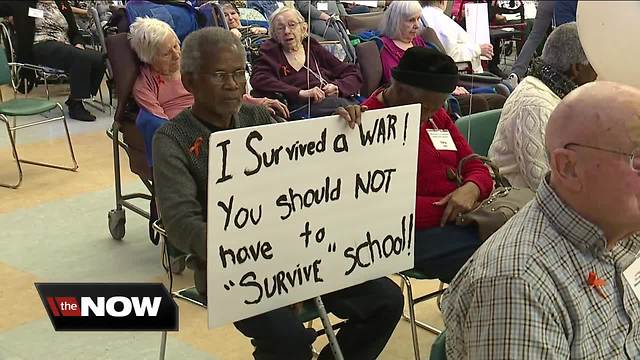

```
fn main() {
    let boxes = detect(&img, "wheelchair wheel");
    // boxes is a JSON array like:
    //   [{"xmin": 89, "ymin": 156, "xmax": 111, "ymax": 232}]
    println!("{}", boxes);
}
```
[{"xmin": 108, "ymin": 208, "xmax": 126, "ymax": 240}]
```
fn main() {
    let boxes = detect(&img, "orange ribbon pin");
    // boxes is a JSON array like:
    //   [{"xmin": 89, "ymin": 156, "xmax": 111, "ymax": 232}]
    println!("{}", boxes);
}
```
[
  {"xmin": 189, "ymin": 136, "xmax": 204, "ymax": 158},
  {"xmin": 587, "ymin": 271, "xmax": 607, "ymax": 299}
]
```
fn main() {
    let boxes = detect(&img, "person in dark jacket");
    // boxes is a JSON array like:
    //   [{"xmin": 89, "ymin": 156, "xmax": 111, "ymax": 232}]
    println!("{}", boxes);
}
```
[
  {"xmin": 250, "ymin": 6, "xmax": 361, "ymax": 119},
  {"xmin": 0, "ymin": 1, "xmax": 105, "ymax": 121}
]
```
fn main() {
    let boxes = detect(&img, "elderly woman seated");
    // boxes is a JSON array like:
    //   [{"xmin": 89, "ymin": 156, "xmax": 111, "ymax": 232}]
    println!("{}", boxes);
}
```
[
  {"xmin": 421, "ymin": 0, "xmax": 494, "ymax": 75},
  {"xmin": 379, "ymin": 1, "xmax": 505, "ymax": 116},
  {"xmin": 357, "ymin": 46, "xmax": 494, "ymax": 283},
  {"xmin": 220, "ymin": 1, "xmax": 268, "ymax": 41},
  {"xmin": 488, "ymin": 23, "xmax": 597, "ymax": 190},
  {"xmin": 129, "ymin": 17, "xmax": 288, "ymax": 166},
  {"xmin": 250, "ymin": 7, "xmax": 362, "ymax": 119}
]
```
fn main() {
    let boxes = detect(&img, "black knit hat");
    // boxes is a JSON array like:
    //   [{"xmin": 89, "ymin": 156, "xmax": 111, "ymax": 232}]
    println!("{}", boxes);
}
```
[{"xmin": 391, "ymin": 47, "xmax": 459, "ymax": 93}]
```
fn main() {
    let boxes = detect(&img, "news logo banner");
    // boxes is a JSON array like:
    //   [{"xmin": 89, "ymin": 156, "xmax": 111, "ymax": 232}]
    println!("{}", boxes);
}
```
[
  {"xmin": 35, "ymin": 283, "xmax": 178, "ymax": 331},
  {"xmin": 207, "ymin": 104, "xmax": 420, "ymax": 327}
]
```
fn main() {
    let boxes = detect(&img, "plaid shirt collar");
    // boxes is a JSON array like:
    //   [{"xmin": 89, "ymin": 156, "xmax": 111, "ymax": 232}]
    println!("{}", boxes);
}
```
[
  {"xmin": 536, "ymin": 176, "xmax": 640, "ymax": 260},
  {"xmin": 536, "ymin": 176, "xmax": 610, "ymax": 257}
]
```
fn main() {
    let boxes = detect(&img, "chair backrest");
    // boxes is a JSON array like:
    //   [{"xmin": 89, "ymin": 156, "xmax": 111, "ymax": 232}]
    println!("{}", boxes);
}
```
[
  {"xmin": 353, "ymin": 27, "xmax": 443, "ymax": 98},
  {"xmin": 420, "ymin": 27, "xmax": 446, "ymax": 53},
  {"xmin": 429, "ymin": 330, "xmax": 447, "ymax": 360},
  {"xmin": 105, "ymin": 33, "xmax": 141, "ymax": 124},
  {"xmin": 355, "ymin": 41, "xmax": 382, "ymax": 98},
  {"xmin": 455, "ymin": 109, "xmax": 502, "ymax": 156},
  {"xmin": 343, "ymin": 11, "xmax": 384, "ymax": 34},
  {"xmin": 0, "ymin": 45, "xmax": 12, "ymax": 87}
]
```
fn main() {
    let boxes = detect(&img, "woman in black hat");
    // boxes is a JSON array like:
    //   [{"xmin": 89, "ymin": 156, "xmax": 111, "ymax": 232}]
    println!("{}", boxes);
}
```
[{"xmin": 360, "ymin": 46, "xmax": 493, "ymax": 283}]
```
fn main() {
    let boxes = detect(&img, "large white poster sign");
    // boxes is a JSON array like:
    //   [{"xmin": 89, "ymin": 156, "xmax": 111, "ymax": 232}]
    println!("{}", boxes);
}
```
[
  {"xmin": 207, "ymin": 104, "xmax": 420, "ymax": 328},
  {"xmin": 465, "ymin": 3, "xmax": 491, "ymax": 60}
]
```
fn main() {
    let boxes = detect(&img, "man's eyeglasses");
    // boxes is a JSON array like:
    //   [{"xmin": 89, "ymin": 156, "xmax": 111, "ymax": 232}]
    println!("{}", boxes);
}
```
[
  {"xmin": 275, "ymin": 21, "xmax": 302, "ymax": 33},
  {"xmin": 564, "ymin": 142, "xmax": 640, "ymax": 172},
  {"xmin": 201, "ymin": 70, "xmax": 246, "ymax": 85}
]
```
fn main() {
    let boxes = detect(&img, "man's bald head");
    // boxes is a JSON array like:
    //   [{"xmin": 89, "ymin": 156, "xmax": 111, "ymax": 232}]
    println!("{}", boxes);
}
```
[
  {"xmin": 545, "ymin": 81, "xmax": 640, "ymax": 155},
  {"xmin": 544, "ymin": 81, "xmax": 640, "ymax": 246}
]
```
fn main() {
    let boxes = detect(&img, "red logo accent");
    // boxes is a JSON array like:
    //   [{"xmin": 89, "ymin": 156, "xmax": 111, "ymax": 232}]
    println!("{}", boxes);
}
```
[{"xmin": 51, "ymin": 297, "xmax": 81, "ymax": 316}]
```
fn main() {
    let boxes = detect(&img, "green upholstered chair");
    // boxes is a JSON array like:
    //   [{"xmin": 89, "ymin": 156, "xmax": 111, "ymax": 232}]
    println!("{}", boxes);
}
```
[
  {"xmin": 429, "ymin": 331, "xmax": 447, "ymax": 360},
  {"xmin": 0, "ymin": 45, "xmax": 77, "ymax": 189},
  {"xmin": 455, "ymin": 109, "xmax": 502, "ymax": 156}
]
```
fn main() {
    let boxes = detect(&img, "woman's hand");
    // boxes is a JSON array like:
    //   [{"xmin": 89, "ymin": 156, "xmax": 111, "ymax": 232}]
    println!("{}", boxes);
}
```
[
  {"xmin": 335, "ymin": 105, "xmax": 367, "ymax": 129},
  {"xmin": 230, "ymin": 28, "xmax": 242, "ymax": 38},
  {"xmin": 243, "ymin": 94, "xmax": 290, "ymax": 119},
  {"xmin": 480, "ymin": 44, "xmax": 494, "ymax": 59},
  {"xmin": 250, "ymin": 27, "xmax": 268, "ymax": 35},
  {"xmin": 299, "ymin": 87, "xmax": 325, "ymax": 103},
  {"xmin": 263, "ymin": 98, "xmax": 289, "ymax": 119},
  {"xmin": 322, "ymin": 83, "xmax": 339, "ymax": 97},
  {"xmin": 452, "ymin": 86, "xmax": 469, "ymax": 96},
  {"xmin": 434, "ymin": 182, "xmax": 481, "ymax": 226},
  {"xmin": 74, "ymin": 43, "xmax": 85, "ymax": 50}
]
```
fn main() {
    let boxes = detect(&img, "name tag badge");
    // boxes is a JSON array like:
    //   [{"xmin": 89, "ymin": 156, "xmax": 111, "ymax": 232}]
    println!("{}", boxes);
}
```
[
  {"xmin": 317, "ymin": 2, "xmax": 329, "ymax": 11},
  {"xmin": 427, "ymin": 129, "xmax": 457, "ymax": 151},
  {"xmin": 623, "ymin": 257, "xmax": 640, "ymax": 301},
  {"xmin": 28, "ymin": 7, "xmax": 44, "ymax": 18}
]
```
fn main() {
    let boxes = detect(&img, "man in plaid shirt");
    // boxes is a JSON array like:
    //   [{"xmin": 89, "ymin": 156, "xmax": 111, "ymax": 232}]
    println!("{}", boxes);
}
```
[{"xmin": 442, "ymin": 81, "xmax": 640, "ymax": 359}]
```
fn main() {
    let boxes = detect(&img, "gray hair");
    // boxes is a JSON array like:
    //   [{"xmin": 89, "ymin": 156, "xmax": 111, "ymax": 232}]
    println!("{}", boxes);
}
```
[
  {"xmin": 542, "ymin": 22, "xmax": 589, "ymax": 73},
  {"xmin": 181, "ymin": 27, "xmax": 245, "ymax": 75},
  {"xmin": 268, "ymin": 6, "xmax": 306, "ymax": 39},
  {"xmin": 128, "ymin": 17, "xmax": 177, "ymax": 64},
  {"xmin": 380, "ymin": 1, "xmax": 423, "ymax": 39}
]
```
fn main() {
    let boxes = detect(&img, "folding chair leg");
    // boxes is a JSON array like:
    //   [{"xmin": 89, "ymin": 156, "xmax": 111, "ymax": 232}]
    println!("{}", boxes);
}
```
[
  {"xmin": 399, "ymin": 278, "xmax": 444, "ymax": 335},
  {"xmin": 0, "ymin": 115, "xmax": 23, "ymax": 189},
  {"xmin": 313, "ymin": 296, "xmax": 344, "ymax": 360},
  {"xmin": 159, "ymin": 331, "xmax": 167, "ymax": 360},
  {"xmin": 399, "ymin": 274, "xmax": 421, "ymax": 360},
  {"xmin": 0, "ymin": 105, "xmax": 78, "ymax": 189},
  {"xmin": 16, "ymin": 105, "xmax": 79, "ymax": 171}
]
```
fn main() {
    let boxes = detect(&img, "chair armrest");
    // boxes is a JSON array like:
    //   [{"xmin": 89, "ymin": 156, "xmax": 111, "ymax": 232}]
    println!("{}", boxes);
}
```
[{"xmin": 458, "ymin": 73, "xmax": 502, "ymax": 84}]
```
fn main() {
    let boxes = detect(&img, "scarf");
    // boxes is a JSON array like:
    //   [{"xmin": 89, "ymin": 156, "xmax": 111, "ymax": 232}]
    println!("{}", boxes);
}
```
[{"xmin": 528, "ymin": 58, "xmax": 578, "ymax": 99}]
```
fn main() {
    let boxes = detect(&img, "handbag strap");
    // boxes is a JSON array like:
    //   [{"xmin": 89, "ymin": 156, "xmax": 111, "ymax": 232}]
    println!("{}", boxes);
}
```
[{"xmin": 456, "ymin": 154, "xmax": 512, "ymax": 188}]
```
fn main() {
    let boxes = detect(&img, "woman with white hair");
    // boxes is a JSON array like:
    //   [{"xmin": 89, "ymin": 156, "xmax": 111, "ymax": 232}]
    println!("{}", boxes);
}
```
[
  {"xmin": 129, "ymin": 17, "xmax": 288, "ymax": 166},
  {"xmin": 488, "ymin": 22, "xmax": 597, "ymax": 190},
  {"xmin": 250, "ymin": 7, "xmax": 362, "ymax": 119},
  {"xmin": 379, "ymin": 1, "xmax": 505, "ymax": 115}
]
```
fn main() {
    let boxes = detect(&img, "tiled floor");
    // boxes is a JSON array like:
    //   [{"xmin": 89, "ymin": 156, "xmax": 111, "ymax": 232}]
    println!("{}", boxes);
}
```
[{"xmin": 0, "ymin": 83, "xmax": 444, "ymax": 359}]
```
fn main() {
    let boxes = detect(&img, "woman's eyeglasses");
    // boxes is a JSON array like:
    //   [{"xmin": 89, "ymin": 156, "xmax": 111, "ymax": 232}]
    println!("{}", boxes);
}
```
[{"xmin": 275, "ymin": 21, "xmax": 302, "ymax": 33}]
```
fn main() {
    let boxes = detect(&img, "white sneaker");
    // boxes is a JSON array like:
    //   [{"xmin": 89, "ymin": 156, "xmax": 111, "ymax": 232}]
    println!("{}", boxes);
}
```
[{"xmin": 507, "ymin": 73, "xmax": 519, "ymax": 89}]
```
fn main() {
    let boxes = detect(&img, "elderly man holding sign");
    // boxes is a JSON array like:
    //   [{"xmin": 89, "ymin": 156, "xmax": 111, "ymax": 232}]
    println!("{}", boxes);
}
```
[{"xmin": 152, "ymin": 27, "xmax": 403, "ymax": 360}]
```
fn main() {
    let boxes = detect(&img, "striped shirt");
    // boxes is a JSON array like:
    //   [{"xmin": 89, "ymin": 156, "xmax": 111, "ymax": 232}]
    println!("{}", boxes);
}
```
[
  {"xmin": 442, "ymin": 176, "xmax": 640, "ymax": 359},
  {"xmin": 34, "ymin": 1, "xmax": 70, "ymax": 45}
]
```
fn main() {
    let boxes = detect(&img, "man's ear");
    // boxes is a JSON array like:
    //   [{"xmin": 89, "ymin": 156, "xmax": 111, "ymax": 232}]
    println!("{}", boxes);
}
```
[{"xmin": 550, "ymin": 148, "xmax": 582, "ymax": 192}]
